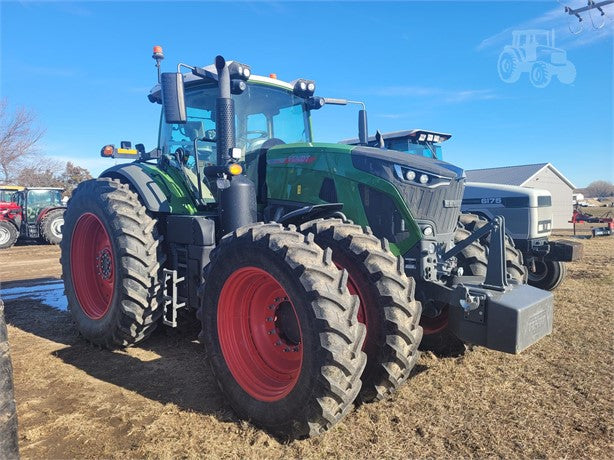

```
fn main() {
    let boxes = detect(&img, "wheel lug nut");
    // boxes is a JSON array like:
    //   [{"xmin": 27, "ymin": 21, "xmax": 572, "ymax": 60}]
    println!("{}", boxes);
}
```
[
  {"xmin": 275, "ymin": 341, "xmax": 281, "ymax": 346},
  {"xmin": 283, "ymin": 348, "xmax": 289, "ymax": 352},
  {"xmin": 266, "ymin": 317, "xmax": 273, "ymax": 322},
  {"xmin": 293, "ymin": 347, "xmax": 299, "ymax": 352}
]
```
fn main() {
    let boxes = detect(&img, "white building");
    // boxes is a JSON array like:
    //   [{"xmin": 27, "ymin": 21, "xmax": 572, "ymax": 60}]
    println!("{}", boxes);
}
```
[{"xmin": 466, "ymin": 163, "xmax": 575, "ymax": 229}]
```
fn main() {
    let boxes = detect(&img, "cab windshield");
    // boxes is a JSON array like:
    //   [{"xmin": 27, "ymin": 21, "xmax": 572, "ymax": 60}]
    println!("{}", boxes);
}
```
[
  {"xmin": 385, "ymin": 139, "xmax": 443, "ymax": 160},
  {"xmin": 159, "ymin": 82, "xmax": 311, "ymax": 202},
  {"xmin": 26, "ymin": 190, "xmax": 63, "ymax": 221},
  {"xmin": 159, "ymin": 82, "xmax": 311, "ymax": 167}
]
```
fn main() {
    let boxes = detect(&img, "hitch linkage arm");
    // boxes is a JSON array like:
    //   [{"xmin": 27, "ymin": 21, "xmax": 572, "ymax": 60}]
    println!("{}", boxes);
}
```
[{"xmin": 441, "ymin": 216, "xmax": 509, "ymax": 291}]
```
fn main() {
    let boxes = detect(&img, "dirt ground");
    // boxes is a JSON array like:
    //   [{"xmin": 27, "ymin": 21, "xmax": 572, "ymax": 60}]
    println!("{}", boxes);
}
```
[{"xmin": 1, "ymin": 227, "xmax": 613, "ymax": 459}]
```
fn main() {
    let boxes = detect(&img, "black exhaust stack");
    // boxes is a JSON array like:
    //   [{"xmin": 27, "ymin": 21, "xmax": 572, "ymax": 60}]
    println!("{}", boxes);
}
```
[
  {"xmin": 215, "ymin": 56, "xmax": 235, "ymax": 165},
  {"xmin": 215, "ymin": 55, "xmax": 256, "ymax": 235}
]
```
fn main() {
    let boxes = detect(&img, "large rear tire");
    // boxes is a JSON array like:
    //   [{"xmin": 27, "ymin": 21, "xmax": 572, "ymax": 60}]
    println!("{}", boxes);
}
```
[
  {"xmin": 0, "ymin": 300, "xmax": 19, "ymax": 460},
  {"xmin": 299, "ymin": 219, "xmax": 422, "ymax": 402},
  {"xmin": 200, "ymin": 223, "xmax": 367, "ymax": 439},
  {"xmin": 528, "ymin": 259, "xmax": 566, "ymax": 291},
  {"xmin": 40, "ymin": 208, "xmax": 64, "ymax": 244},
  {"xmin": 60, "ymin": 178, "xmax": 165, "ymax": 349},
  {"xmin": 0, "ymin": 221, "xmax": 18, "ymax": 249}
]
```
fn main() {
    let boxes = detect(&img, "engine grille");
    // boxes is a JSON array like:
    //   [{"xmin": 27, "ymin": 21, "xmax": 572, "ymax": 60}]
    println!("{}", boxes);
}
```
[{"xmin": 400, "ymin": 178, "xmax": 465, "ymax": 235}]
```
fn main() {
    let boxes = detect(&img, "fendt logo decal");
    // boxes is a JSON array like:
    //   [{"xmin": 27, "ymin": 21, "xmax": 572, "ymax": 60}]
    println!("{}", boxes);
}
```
[{"xmin": 268, "ymin": 154, "xmax": 316, "ymax": 165}]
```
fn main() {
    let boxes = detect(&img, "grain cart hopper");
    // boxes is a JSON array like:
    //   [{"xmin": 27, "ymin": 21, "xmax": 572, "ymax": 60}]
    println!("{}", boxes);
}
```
[{"xmin": 60, "ymin": 47, "xmax": 427, "ymax": 439}]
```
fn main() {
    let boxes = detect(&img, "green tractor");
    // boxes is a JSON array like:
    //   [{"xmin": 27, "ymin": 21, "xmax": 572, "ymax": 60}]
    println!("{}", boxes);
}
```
[
  {"xmin": 61, "ymin": 47, "xmax": 552, "ymax": 438},
  {"xmin": 61, "ymin": 48, "xmax": 420, "ymax": 439}
]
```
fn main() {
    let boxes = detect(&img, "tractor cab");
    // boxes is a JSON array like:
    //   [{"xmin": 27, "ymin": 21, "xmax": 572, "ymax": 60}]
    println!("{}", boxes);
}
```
[
  {"xmin": 1, "ymin": 187, "xmax": 65, "ymax": 248},
  {"xmin": 13, "ymin": 188, "xmax": 65, "ymax": 239},
  {"xmin": 155, "ymin": 75, "xmax": 314, "ymax": 202}
]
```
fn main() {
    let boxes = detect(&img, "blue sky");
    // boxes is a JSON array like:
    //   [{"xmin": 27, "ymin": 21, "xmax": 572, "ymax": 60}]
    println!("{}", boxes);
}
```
[{"xmin": 1, "ymin": 0, "xmax": 612, "ymax": 187}]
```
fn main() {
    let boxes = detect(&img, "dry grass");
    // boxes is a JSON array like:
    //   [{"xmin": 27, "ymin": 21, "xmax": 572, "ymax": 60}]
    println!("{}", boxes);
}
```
[{"xmin": 2, "ymin": 230, "xmax": 613, "ymax": 459}]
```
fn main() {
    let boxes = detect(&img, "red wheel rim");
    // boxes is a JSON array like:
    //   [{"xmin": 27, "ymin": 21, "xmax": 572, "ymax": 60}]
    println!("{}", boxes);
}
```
[
  {"xmin": 421, "ymin": 306, "xmax": 448, "ymax": 335},
  {"xmin": 218, "ymin": 267, "xmax": 303, "ymax": 402},
  {"xmin": 70, "ymin": 213, "xmax": 115, "ymax": 320}
]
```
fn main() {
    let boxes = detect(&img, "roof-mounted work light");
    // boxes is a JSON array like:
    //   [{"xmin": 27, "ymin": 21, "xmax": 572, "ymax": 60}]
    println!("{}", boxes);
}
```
[
  {"xmin": 228, "ymin": 61, "xmax": 251, "ymax": 81},
  {"xmin": 292, "ymin": 79, "xmax": 316, "ymax": 97}
]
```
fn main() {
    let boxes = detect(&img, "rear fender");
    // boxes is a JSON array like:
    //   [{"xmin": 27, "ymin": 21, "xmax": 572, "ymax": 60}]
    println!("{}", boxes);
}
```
[{"xmin": 101, "ymin": 164, "xmax": 172, "ymax": 213}]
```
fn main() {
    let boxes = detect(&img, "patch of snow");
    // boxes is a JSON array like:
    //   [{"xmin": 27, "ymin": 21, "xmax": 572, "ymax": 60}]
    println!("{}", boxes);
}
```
[{"xmin": 0, "ymin": 280, "xmax": 67, "ymax": 311}]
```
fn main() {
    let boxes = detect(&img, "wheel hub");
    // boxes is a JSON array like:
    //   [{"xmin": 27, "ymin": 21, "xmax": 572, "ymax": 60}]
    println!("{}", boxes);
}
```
[
  {"xmin": 274, "ymin": 299, "xmax": 301, "ymax": 348},
  {"xmin": 97, "ymin": 248, "xmax": 113, "ymax": 280}
]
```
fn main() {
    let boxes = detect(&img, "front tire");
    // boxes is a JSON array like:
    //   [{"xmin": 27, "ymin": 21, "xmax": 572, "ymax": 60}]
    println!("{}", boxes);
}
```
[
  {"xmin": 299, "ymin": 219, "xmax": 422, "ymax": 402},
  {"xmin": 60, "ymin": 178, "xmax": 165, "ymax": 349},
  {"xmin": 40, "ymin": 208, "xmax": 64, "ymax": 244},
  {"xmin": 528, "ymin": 259, "xmax": 567, "ymax": 291},
  {"xmin": 200, "ymin": 223, "xmax": 367, "ymax": 439},
  {"xmin": 0, "ymin": 221, "xmax": 18, "ymax": 249}
]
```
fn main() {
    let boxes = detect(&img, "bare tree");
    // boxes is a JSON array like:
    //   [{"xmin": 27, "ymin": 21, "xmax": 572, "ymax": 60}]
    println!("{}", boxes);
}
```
[
  {"xmin": 15, "ymin": 157, "xmax": 64, "ymax": 188},
  {"xmin": 60, "ymin": 161, "xmax": 92, "ymax": 194},
  {"xmin": 0, "ymin": 99, "xmax": 45, "ymax": 183},
  {"xmin": 585, "ymin": 180, "xmax": 614, "ymax": 198}
]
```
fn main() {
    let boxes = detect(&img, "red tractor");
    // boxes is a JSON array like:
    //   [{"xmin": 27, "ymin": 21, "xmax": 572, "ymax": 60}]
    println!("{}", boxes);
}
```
[{"xmin": 0, "ymin": 187, "xmax": 66, "ymax": 249}]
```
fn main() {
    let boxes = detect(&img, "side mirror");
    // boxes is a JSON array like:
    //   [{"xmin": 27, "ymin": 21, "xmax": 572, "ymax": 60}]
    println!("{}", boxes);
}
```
[
  {"xmin": 358, "ymin": 109, "xmax": 368, "ymax": 145},
  {"xmin": 161, "ymin": 72, "xmax": 186, "ymax": 124}
]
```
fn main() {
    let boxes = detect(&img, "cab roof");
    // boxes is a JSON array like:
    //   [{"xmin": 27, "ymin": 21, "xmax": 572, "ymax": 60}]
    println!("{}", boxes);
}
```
[
  {"xmin": 341, "ymin": 129, "xmax": 452, "ymax": 145},
  {"xmin": 148, "ymin": 61, "xmax": 295, "ymax": 104}
]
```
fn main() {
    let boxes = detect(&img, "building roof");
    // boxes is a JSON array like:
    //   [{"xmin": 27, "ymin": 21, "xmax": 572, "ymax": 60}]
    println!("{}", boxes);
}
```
[{"xmin": 465, "ymin": 163, "xmax": 575, "ymax": 189}]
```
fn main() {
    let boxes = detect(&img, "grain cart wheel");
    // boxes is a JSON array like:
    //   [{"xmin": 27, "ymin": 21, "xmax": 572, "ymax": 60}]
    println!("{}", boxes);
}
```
[
  {"xmin": 40, "ymin": 208, "xmax": 64, "ymax": 244},
  {"xmin": 0, "ymin": 222, "xmax": 18, "ymax": 249},
  {"xmin": 0, "ymin": 300, "xmax": 19, "ymax": 460},
  {"xmin": 528, "ymin": 259, "xmax": 567, "ymax": 291},
  {"xmin": 299, "ymin": 219, "xmax": 422, "ymax": 403},
  {"xmin": 200, "ymin": 223, "xmax": 367, "ymax": 439},
  {"xmin": 60, "ymin": 178, "xmax": 165, "ymax": 349},
  {"xmin": 459, "ymin": 213, "xmax": 528, "ymax": 284}
]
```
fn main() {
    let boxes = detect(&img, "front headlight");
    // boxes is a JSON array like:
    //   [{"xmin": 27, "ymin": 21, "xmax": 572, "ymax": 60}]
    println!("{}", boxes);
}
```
[{"xmin": 393, "ymin": 165, "xmax": 451, "ymax": 188}]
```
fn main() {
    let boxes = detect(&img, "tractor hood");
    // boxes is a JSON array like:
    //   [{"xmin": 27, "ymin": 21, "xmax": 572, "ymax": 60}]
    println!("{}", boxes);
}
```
[{"xmin": 350, "ymin": 145, "xmax": 464, "ymax": 180}]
